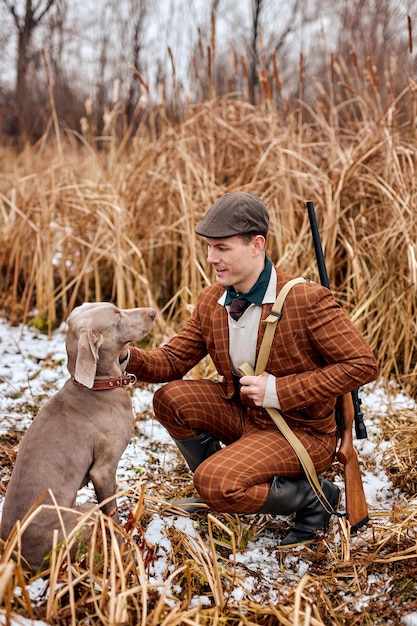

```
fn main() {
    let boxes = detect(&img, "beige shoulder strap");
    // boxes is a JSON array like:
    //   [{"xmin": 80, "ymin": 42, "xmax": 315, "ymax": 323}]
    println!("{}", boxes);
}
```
[
  {"xmin": 239, "ymin": 276, "xmax": 334, "ymax": 513},
  {"xmin": 255, "ymin": 277, "xmax": 307, "ymax": 375}
]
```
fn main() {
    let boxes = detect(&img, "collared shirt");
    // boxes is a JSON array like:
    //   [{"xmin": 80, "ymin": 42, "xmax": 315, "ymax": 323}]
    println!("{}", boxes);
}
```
[{"xmin": 218, "ymin": 263, "xmax": 281, "ymax": 410}]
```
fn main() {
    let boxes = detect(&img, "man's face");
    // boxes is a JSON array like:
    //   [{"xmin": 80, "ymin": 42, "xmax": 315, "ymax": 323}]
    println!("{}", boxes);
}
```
[{"xmin": 204, "ymin": 235, "xmax": 265, "ymax": 293}]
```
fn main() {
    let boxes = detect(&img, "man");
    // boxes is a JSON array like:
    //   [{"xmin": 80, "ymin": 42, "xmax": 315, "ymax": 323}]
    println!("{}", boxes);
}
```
[{"xmin": 121, "ymin": 192, "xmax": 377, "ymax": 546}]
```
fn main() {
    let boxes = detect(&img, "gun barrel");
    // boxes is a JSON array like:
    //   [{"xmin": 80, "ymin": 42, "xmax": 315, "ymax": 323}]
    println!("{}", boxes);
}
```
[
  {"xmin": 306, "ymin": 201, "xmax": 330, "ymax": 290},
  {"xmin": 306, "ymin": 200, "xmax": 367, "ymax": 441}
]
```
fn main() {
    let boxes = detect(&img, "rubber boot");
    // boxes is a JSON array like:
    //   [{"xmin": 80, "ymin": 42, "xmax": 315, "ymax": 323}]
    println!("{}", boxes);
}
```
[
  {"xmin": 258, "ymin": 477, "xmax": 340, "ymax": 546},
  {"xmin": 174, "ymin": 431, "xmax": 222, "ymax": 472},
  {"xmin": 170, "ymin": 431, "xmax": 221, "ymax": 514}
]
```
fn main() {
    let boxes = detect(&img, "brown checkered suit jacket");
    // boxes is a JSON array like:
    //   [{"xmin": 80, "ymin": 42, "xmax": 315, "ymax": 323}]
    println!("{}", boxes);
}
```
[{"xmin": 128, "ymin": 267, "xmax": 377, "ymax": 434}]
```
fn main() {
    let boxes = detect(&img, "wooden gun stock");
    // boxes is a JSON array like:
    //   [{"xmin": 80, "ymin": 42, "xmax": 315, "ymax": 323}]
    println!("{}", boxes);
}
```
[{"xmin": 336, "ymin": 393, "xmax": 369, "ymax": 531}]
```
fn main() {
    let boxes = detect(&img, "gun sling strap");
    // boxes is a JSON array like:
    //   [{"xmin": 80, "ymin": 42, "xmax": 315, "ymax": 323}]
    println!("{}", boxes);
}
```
[{"xmin": 239, "ymin": 276, "xmax": 334, "ymax": 514}]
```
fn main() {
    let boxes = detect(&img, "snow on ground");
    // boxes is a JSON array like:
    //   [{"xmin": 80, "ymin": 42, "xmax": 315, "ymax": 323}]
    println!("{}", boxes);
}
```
[{"xmin": 0, "ymin": 318, "xmax": 416, "ymax": 625}]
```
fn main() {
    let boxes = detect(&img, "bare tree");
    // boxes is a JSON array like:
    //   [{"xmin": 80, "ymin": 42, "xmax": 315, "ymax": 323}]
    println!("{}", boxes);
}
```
[
  {"xmin": 2, "ymin": 0, "xmax": 413, "ymax": 143},
  {"xmin": 248, "ymin": 0, "xmax": 263, "ymax": 103},
  {"xmin": 246, "ymin": 0, "xmax": 321, "ymax": 104},
  {"xmin": 124, "ymin": 0, "xmax": 149, "ymax": 118},
  {"xmin": 2, "ymin": 0, "xmax": 60, "ymax": 141}
]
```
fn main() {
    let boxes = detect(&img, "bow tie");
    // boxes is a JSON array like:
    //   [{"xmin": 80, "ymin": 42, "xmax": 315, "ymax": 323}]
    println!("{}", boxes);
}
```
[{"xmin": 229, "ymin": 297, "xmax": 251, "ymax": 320}]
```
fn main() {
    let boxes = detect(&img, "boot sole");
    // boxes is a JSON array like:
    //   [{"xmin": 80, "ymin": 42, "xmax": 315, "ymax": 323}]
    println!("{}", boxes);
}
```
[
  {"xmin": 165, "ymin": 497, "xmax": 208, "ymax": 515},
  {"xmin": 277, "ymin": 536, "xmax": 317, "ymax": 549},
  {"xmin": 279, "ymin": 482, "xmax": 341, "ymax": 548}
]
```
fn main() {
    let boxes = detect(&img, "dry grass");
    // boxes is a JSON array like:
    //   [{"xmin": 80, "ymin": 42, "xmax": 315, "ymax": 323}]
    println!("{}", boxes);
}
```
[
  {"xmin": 1, "ymin": 54, "xmax": 416, "ymax": 394},
  {"xmin": 380, "ymin": 408, "xmax": 417, "ymax": 495},
  {"xmin": 0, "ymin": 405, "xmax": 417, "ymax": 625}
]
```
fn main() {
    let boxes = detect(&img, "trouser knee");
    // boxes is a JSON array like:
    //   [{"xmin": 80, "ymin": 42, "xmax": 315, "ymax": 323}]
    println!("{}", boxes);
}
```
[
  {"xmin": 152, "ymin": 381, "xmax": 200, "ymax": 440},
  {"xmin": 194, "ymin": 464, "xmax": 258, "ymax": 514},
  {"xmin": 152, "ymin": 384, "xmax": 172, "ymax": 426}
]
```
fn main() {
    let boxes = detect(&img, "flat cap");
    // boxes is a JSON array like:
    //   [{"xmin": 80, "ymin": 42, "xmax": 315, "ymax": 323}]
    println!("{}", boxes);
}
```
[{"xmin": 195, "ymin": 192, "xmax": 269, "ymax": 238}]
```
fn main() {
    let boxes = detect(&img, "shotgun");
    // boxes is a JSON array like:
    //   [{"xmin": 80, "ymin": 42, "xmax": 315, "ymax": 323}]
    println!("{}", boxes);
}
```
[{"xmin": 306, "ymin": 200, "xmax": 369, "ymax": 532}]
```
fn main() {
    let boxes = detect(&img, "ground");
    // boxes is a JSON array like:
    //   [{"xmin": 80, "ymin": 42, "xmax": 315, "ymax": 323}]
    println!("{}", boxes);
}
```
[{"xmin": 0, "ymin": 319, "xmax": 416, "ymax": 625}]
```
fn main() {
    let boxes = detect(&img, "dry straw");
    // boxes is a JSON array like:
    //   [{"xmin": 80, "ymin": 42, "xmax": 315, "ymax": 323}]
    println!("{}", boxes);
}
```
[
  {"xmin": 0, "ymin": 399, "xmax": 416, "ymax": 624},
  {"xmin": 0, "ymin": 457, "xmax": 416, "ymax": 625},
  {"xmin": 1, "ymin": 47, "xmax": 416, "ymax": 393}
]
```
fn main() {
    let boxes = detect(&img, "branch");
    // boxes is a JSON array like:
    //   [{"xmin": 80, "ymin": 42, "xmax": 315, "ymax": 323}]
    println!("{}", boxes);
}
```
[
  {"xmin": 32, "ymin": 0, "xmax": 56, "ymax": 26},
  {"xmin": 1, "ymin": 0, "xmax": 21, "ymax": 31}
]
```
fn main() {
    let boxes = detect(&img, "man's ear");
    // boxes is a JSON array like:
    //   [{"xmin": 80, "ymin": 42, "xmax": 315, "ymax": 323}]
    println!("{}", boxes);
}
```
[
  {"xmin": 253, "ymin": 234, "xmax": 266, "ymax": 254},
  {"xmin": 74, "ymin": 329, "xmax": 103, "ymax": 388}
]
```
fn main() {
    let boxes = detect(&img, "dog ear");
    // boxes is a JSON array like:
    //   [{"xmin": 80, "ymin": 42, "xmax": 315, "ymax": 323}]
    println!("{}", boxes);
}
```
[{"xmin": 74, "ymin": 329, "xmax": 103, "ymax": 388}]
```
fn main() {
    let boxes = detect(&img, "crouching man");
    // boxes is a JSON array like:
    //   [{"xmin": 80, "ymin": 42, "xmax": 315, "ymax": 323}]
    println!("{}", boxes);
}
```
[{"xmin": 121, "ymin": 192, "xmax": 377, "ymax": 545}]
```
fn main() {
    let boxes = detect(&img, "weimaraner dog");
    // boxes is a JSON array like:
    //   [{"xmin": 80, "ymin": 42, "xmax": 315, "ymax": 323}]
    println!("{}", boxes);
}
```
[{"xmin": 0, "ymin": 302, "xmax": 155, "ymax": 572}]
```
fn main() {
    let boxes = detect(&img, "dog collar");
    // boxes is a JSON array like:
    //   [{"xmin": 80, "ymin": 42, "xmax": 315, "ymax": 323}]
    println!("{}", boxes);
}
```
[{"xmin": 72, "ymin": 373, "xmax": 137, "ymax": 390}]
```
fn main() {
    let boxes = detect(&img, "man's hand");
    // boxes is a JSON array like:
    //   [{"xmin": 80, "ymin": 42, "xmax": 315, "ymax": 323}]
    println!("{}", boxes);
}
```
[{"xmin": 239, "ymin": 372, "xmax": 269, "ymax": 407}]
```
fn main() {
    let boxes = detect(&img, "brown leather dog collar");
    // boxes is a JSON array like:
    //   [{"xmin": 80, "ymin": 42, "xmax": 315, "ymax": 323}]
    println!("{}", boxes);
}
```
[{"xmin": 72, "ymin": 373, "xmax": 137, "ymax": 390}]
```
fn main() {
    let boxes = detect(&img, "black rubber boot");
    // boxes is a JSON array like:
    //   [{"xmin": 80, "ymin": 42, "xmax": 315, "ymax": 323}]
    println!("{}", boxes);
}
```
[
  {"xmin": 170, "ymin": 431, "xmax": 221, "ymax": 514},
  {"xmin": 258, "ymin": 477, "xmax": 340, "ymax": 546},
  {"xmin": 174, "ymin": 431, "xmax": 222, "ymax": 472}
]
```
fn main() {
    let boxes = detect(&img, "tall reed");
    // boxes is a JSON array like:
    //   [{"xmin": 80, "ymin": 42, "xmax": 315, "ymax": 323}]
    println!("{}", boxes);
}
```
[{"xmin": 0, "ymin": 48, "xmax": 416, "ymax": 395}]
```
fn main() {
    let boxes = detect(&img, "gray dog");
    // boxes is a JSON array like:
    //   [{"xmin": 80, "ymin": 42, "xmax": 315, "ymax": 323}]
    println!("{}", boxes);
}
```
[{"xmin": 0, "ymin": 302, "xmax": 155, "ymax": 572}]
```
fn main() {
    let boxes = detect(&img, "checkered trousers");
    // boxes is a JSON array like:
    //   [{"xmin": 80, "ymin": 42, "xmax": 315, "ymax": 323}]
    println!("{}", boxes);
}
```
[{"xmin": 153, "ymin": 379, "xmax": 337, "ymax": 514}]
